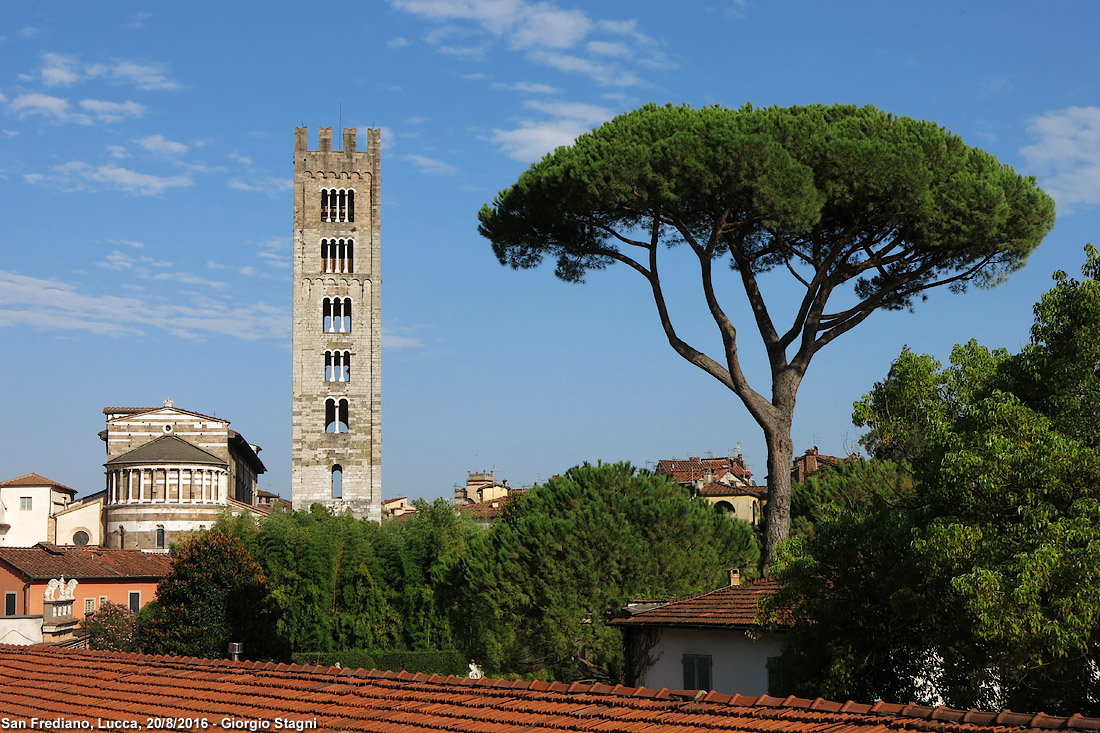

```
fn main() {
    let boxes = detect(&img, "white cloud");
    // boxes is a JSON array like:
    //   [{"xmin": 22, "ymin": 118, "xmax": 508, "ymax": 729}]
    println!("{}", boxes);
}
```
[
  {"xmin": 86, "ymin": 60, "xmax": 178, "ymax": 91},
  {"xmin": 106, "ymin": 144, "xmax": 128, "ymax": 158},
  {"xmin": 1021, "ymin": 106, "xmax": 1100, "ymax": 212},
  {"xmin": 240, "ymin": 266, "xmax": 258, "ymax": 277},
  {"xmin": 508, "ymin": 6, "xmax": 591, "ymax": 50},
  {"xmin": 136, "ymin": 134, "xmax": 188, "ymax": 155},
  {"xmin": 388, "ymin": 37, "xmax": 411, "ymax": 47},
  {"xmin": 125, "ymin": 12, "xmax": 153, "ymax": 30},
  {"xmin": 406, "ymin": 154, "xmax": 459, "ymax": 175},
  {"xmin": 2, "ymin": 130, "xmax": 17, "ymax": 137},
  {"xmin": 227, "ymin": 177, "xmax": 293, "ymax": 197},
  {"xmin": 254, "ymin": 238, "xmax": 291, "ymax": 270},
  {"xmin": 79, "ymin": 98, "xmax": 146, "ymax": 123},
  {"xmin": 29, "ymin": 160, "xmax": 192, "ymax": 195},
  {"xmin": 10, "ymin": 93, "xmax": 71, "ymax": 121},
  {"xmin": 0, "ymin": 270, "xmax": 287, "ymax": 339},
  {"xmin": 40, "ymin": 53, "xmax": 81, "ymax": 86},
  {"xmin": 392, "ymin": 0, "xmax": 659, "ymax": 86},
  {"xmin": 491, "ymin": 81, "xmax": 560, "ymax": 94},
  {"xmin": 151, "ymin": 271, "xmax": 227, "ymax": 287},
  {"xmin": 382, "ymin": 325, "xmax": 425, "ymax": 349},
  {"xmin": 490, "ymin": 99, "xmax": 612, "ymax": 161},
  {"xmin": 229, "ymin": 151, "xmax": 253, "ymax": 165},
  {"xmin": 107, "ymin": 239, "xmax": 144, "ymax": 248},
  {"xmin": 18, "ymin": 27, "xmax": 41, "ymax": 39}
]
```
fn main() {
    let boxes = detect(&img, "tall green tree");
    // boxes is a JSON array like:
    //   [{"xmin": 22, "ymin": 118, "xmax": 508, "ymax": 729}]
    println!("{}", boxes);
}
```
[
  {"xmin": 137, "ymin": 529, "xmax": 287, "ymax": 660},
  {"xmin": 441, "ymin": 462, "xmax": 759, "ymax": 682},
  {"xmin": 479, "ymin": 103, "xmax": 1055, "ymax": 570},
  {"xmin": 770, "ymin": 247, "xmax": 1100, "ymax": 715}
]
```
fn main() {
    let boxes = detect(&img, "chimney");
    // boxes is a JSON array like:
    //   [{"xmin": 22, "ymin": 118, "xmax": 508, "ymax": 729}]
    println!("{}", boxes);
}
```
[{"xmin": 728, "ymin": 568, "xmax": 741, "ymax": 586}]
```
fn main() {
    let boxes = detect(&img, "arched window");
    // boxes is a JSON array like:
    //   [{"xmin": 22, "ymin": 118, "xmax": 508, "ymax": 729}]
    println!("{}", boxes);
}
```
[
  {"xmin": 155, "ymin": 526, "xmax": 165, "ymax": 549},
  {"xmin": 324, "ymin": 350, "xmax": 351, "ymax": 382},
  {"xmin": 331, "ymin": 465, "xmax": 343, "ymax": 498},
  {"xmin": 322, "ymin": 297, "xmax": 352, "ymax": 333},
  {"xmin": 325, "ymin": 397, "xmax": 350, "ymax": 433},
  {"xmin": 320, "ymin": 188, "xmax": 356, "ymax": 223},
  {"xmin": 118, "ymin": 526, "xmax": 125, "ymax": 549},
  {"xmin": 320, "ymin": 238, "xmax": 354, "ymax": 273},
  {"xmin": 73, "ymin": 530, "xmax": 90, "ymax": 547}
]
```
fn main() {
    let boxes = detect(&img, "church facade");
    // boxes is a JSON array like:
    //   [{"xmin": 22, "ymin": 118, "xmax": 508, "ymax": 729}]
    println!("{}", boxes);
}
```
[{"xmin": 290, "ymin": 127, "xmax": 382, "ymax": 520}]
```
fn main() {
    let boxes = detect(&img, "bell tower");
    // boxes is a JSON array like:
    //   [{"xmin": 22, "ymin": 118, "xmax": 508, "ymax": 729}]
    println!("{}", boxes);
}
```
[{"xmin": 291, "ymin": 126, "xmax": 381, "ymax": 520}]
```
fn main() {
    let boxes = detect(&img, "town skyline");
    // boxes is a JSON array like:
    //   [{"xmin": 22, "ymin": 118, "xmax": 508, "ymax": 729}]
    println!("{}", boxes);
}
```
[{"xmin": 2, "ymin": 1, "xmax": 1099, "ymax": 501}]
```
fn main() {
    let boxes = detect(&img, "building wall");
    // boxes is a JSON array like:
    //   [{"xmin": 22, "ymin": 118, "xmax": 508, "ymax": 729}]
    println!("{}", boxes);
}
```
[
  {"xmin": 104, "ymin": 408, "xmax": 230, "ymax": 464},
  {"xmin": 0, "ymin": 617, "xmax": 43, "ymax": 646},
  {"xmin": 54, "ymin": 498, "xmax": 105, "ymax": 547},
  {"xmin": 0, "ymin": 565, "xmax": 161, "ymax": 620},
  {"xmin": 291, "ymin": 126, "xmax": 382, "ymax": 520},
  {"xmin": 639, "ymin": 627, "xmax": 784, "ymax": 696},
  {"xmin": 703, "ymin": 495, "xmax": 765, "ymax": 525},
  {"xmin": 0, "ymin": 486, "xmax": 69, "ymax": 547}
]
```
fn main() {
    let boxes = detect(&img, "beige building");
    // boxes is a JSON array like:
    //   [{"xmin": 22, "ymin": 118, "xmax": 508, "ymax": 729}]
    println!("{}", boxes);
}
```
[
  {"xmin": 100, "ymin": 401, "xmax": 266, "ymax": 549},
  {"xmin": 291, "ymin": 126, "xmax": 382, "ymax": 520}
]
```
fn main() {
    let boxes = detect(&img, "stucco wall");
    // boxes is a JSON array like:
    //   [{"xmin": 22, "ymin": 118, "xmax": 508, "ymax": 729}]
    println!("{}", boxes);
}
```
[{"xmin": 640, "ymin": 627, "xmax": 785, "ymax": 696}]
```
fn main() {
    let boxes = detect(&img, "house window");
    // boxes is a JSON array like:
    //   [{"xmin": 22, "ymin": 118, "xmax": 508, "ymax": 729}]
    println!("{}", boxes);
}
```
[
  {"xmin": 325, "ymin": 398, "xmax": 350, "ymax": 433},
  {"xmin": 4, "ymin": 592, "xmax": 15, "ymax": 616},
  {"xmin": 321, "ymin": 238, "xmax": 354, "ymax": 273},
  {"xmin": 322, "ymin": 297, "xmax": 352, "ymax": 333},
  {"xmin": 99, "ymin": 595, "xmax": 107, "ymax": 608},
  {"xmin": 129, "ymin": 592, "xmax": 141, "ymax": 614},
  {"xmin": 19, "ymin": 497, "xmax": 31, "ymax": 511},
  {"xmin": 766, "ymin": 656, "xmax": 782, "ymax": 695},
  {"xmin": 73, "ymin": 530, "xmax": 90, "ymax": 546},
  {"xmin": 682, "ymin": 653, "xmax": 712, "ymax": 691},
  {"xmin": 331, "ymin": 465, "xmax": 343, "ymax": 499},
  {"xmin": 325, "ymin": 350, "xmax": 351, "ymax": 382},
  {"xmin": 155, "ymin": 526, "xmax": 165, "ymax": 549},
  {"xmin": 84, "ymin": 598, "xmax": 96, "ymax": 615}
]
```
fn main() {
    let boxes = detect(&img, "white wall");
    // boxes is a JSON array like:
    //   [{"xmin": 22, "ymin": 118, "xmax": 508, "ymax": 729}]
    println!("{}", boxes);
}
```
[
  {"xmin": 0, "ymin": 617, "xmax": 43, "ymax": 645},
  {"xmin": 0, "ymin": 486, "xmax": 53, "ymax": 547},
  {"xmin": 641, "ymin": 627, "xmax": 785, "ymax": 696}
]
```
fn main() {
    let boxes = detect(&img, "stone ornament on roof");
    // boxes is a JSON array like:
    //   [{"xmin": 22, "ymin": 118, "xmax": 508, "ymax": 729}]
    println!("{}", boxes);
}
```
[
  {"xmin": 44, "ymin": 576, "xmax": 77, "ymax": 601},
  {"xmin": 164, "ymin": 397, "xmax": 174, "ymax": 407}
]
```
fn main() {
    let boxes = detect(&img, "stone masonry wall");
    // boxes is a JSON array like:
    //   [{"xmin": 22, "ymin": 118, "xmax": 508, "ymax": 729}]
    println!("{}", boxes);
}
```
[{"xmin": 291, "ymin": 127, "xmax": 382, "ymax": 520}]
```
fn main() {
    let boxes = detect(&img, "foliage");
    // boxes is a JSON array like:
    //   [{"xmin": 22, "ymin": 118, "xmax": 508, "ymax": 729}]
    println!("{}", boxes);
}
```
[
  {"xmin": 789, "ymin": 458, "xmax": 913, "ymax": 538},
  {"xmin": 81, "ymin": 601, "xmax": 137, "ymax": 652},
  {"xmin": 291, "ymin": 649, "xmax": 469, "ymax": 676},
  {"xmin": 441, "ymin": 462, "xmax": 759, "ymax": 682},
  {"xmin": 771, "ymin": 247, "xmax": 1100, "ymax": 715},
  {"xmin": 478, "ymin": 103, "xmax": 1055, "ymax": 568},
  {"xmin": 219, "ymin": 499, "xmax": 478, "ymax": 656},
  {"xmin": 137, "ymin": 529, "xmax": 287, "ymax": 660}
]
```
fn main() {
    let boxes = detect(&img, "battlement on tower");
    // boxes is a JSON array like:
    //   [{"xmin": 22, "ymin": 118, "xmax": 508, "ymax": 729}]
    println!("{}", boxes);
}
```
[{"xmin": 294, "ymin": 126, "xmax": 379, "ymax": 156}]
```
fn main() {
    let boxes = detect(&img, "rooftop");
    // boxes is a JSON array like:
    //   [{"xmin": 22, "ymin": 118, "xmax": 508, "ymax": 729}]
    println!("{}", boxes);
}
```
[
  {"xmin": 656, "ymin": 456, "xmax": 753, "ymax": 484},
  {"xmin": 613, "ymin": 579, "xmax": 786, "ymax": 629},
  {"xmin": 1, "ymin": 646, "xmax": 1097, "ymax": 731},
  {"xmin": 0, "ymin": 472, "xmax": 77, "ymax": 494},
  {"xmin": 0, "ymin": 544, "xmax": 174, "ymax": 581}
]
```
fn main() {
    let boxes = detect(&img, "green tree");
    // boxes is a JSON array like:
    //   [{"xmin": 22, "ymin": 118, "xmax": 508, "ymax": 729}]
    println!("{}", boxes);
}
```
[
  {"xmin": 81, "ymin": 601, "xmax": 137, "ymax": 652},
  {"xmin": 789, "ymin": 458, "xmax": 912, "ymax": 538},
  {"xmin": 137, "ymin": 529, "xmax": 287, "ymax": 660},
  {"xmin": 771, "ymin": 247, "xmax": 1100, "ymax": 714},
  {"xmin": 442, "ymin": 462, "xmax": 759, "ymax": 682},
  {"xmin": 478, "ymin": 103, "xmax": 1055, "ymax": 570}
]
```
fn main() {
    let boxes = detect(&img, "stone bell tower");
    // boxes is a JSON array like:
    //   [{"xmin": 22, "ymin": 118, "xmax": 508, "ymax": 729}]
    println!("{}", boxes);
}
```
[{"xmin": 291, "ymin": 126, "xmax": 381, "ymax": 520}]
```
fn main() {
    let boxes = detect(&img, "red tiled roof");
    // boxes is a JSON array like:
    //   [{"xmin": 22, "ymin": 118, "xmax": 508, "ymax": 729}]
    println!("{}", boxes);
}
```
[
  {"xmin": 698, "ymin": 483, "xmax": 768, "ymax": 498},
  {"xmin": 1, "ymin": 646, "xmax": 1097, "ymax": 731},
  {"xmin": 0, "ymin": 545, "xmax": 174, "ymax": 581},
  {"xmin": 0, "ymin": 473, "xmax": 77, "ymax": 493},
  {"xmin": 457, "ymin": 490, "xmax": 524, "ymax": 521},
  {"xmin": 656, "ymin": 456, "xmax": 752, "ymax": 484},
  {"xmin": 613, "ymin": 579, "xmax": 786, "ymax": 629}
]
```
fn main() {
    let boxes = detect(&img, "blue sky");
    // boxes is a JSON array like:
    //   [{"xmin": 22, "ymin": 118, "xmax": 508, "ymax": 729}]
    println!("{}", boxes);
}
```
[{"xmin": 2, "ymin": 1, "xmax": 1099, "ymax": 502}]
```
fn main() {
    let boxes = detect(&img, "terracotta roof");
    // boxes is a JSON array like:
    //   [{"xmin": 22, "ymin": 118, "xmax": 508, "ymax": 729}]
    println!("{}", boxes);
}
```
[
  {"xmin": 698, "ymin": 482, "xmax": 768, "ymax": 498},
  {"xmin": 656, "ymin": 456, "xmax": 752, "ymax": 484},
  {"xmin": 0, "ymin": 473, "xmax": 77, "ymax": 494},
  {"xmin": 1, "ymin": 646, "xmax": 1098, "ymax": 731},
  {"xmin": 613, "ymin": 579, "xmax": 787, "ymax": 629},
  {"xmin": 457, "ymin": 490, "xmax": 524, "ymax": 521},
  {"xmin": 105, "ymin": 435, "xmax": 227, "ymax": 467},
  {"xmin": 0, "ymin": 544, "xmax": 174, "ymax": 581}
]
